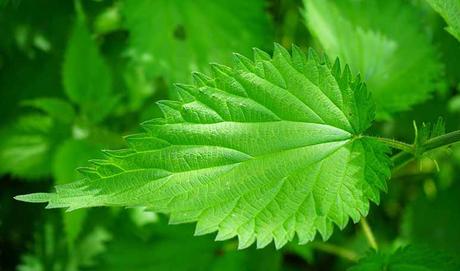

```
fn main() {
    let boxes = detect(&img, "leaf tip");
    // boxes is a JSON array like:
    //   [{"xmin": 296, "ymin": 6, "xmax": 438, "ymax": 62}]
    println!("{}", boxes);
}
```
[
  {"xmin": 252, "ymin": 47, "xmax": 271, "ymax": 61},
  {"xmin": 191, "ymin": 71, "xmax": 212, "ymax": 86},
  {"xmin": 14, "ymin": 193, "xmax": 52, "ymax": 203}
]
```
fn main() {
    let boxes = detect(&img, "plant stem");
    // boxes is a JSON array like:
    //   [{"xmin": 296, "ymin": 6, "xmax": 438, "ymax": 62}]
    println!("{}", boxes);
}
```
[
  {"xmin": 421, "ymin": 130, "xmax": 460, "ymax": 152},
  {"xmin": 73, "ymin": 0, "xmax": 85, "ymax": 20},
  {"xmin": 368, "ymin": 136, "xmax": 414, "ymax": 153},
  {"xmin": 312, "ymin": 242, "xmax": 360, "ymax": 262},
  {"xmin": 360, "ymin": 218, "xmax": 378, "ymax": 251},
  {"xmin": 390, "ymin": 130, "xmax": 460, "ymax": 171},
  {"xmin": 391, "ymin": 151, "xmax": 413, "ymax": 173}
]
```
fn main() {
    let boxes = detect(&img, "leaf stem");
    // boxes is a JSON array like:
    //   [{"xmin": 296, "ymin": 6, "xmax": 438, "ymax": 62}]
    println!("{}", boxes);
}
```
[
  {"xmin": 369, "ymin": 136, "xmax": 414, "ymax": 153},
  {"xmin": 421, "ymin": 130, "xmax": 460, "ymax": 152},
  {"xmin": 360, "ymin": 218, "xmax": 378, "ymax": 251},
  {"xmin": 391, "ymin": 151, "xmax": 413, "ymax": 173},
  {"xmin": 311, "ymin": 242, "xmax": 360, "ymax": 262},
  {"xmin": 390, "ymin": 130, "xmax": 460, "ymax": 171}
]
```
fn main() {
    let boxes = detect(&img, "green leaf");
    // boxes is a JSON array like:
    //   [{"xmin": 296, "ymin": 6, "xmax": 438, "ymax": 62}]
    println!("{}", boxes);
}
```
[
  {"xmin": 16, "ymin": 45, "xmax": 391, "ymax": 249},
  {"xmin": 433, "ymin": 18, "xmax": 460, "ymax": 87},
  {"xmin": 426, "ymin": 0, "xmax": 460, "ymax": 42},
  {"xmin": 449, "ymin": 93, "xmax": 460, "ymax": 113},
  {"xmin": 93, "ymin": 4, "xmax": 121, "ymax": 35},
  {"xmin": 121, "ymin": 0, "xmax": 272, "ymax": 84},
  {"xmin": 0, "ymin": 114, "xmax": 68, "ymax": 179},
  {"xmin": 417, "ymin": 117, "xmax": 446, "ymax": 143},
  {"xmin": 349, "ymin": 246, "xmax": 460, "ymax": 271},
  {"xmin": 22, "ymin": 97, "xmax": 75, "ymax": 124},
  {"xmin": 63, "ymin": 16, "xmax": 115, "ymax": 123},
  {"xmin": 413, "ymin": 117, "xmax": 446, "ymax": 158},
  {"xmin": 73, "ymin": 227, "xmax": 112, "ymax": 267},
  {"xmin": 303, "ymin": 0, "xmax": 443, "ymax": 118}
]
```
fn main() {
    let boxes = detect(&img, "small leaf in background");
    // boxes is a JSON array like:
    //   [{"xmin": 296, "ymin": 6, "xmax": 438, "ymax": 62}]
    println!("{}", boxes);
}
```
[
  {"xmin": 0, "ymin": 114, "xmax": 68, "ymax": 179},
  {"xmin": 432, "ymin": 18, "xmax": 460, "ymax": 88},
  {"xmin": 16, "ymin": 45, "xmax": 391, "ymax": 249},
  {"xmin": 17, "ymin": 214, "xmax": 111, "ymax": 271},
  {"xmin": 303, "ymin": 0, "xmax": 443, "ymax": 118},
  {"xmin": 122, "ymin": 64, "xmax": 155, "ymax": 111},
  {"xmin": 426, "ymin": 0, "xmax": 460, "ymax": 42},
  {"xmin": 129, "ymin": 207, "xmax": 158, "ymax": 227},
  {"xmin": 448, "ymin": 90, "xmax": 460, "ymax": 113},
  {"xmin": 121, "ymin": 0, "xmax": 273, "ymax": 86},
  {"xmin": 16, "ymin": 214, "xmax": 68, "ymax": 271},
  {"xmin": 413, "ymin": 117, "xmax": 446, "ymax": 159},
  {"xmin": 63, "ymin": 16, "xmax": 115, "ymax": 123},
  {"xmin": 72, "ymin": 227, "xmax": 112, "ymax": 268},
  {"xmin": 22, "ymin": 98, "xmax": 75, "ymax": 124},
  {"xmin": 349, "ymin": 246, "xmax": 460, "ymax": 271},
  {"xmin": 93, "ymin": 4, "xmax": 121, "ymax": 35}
]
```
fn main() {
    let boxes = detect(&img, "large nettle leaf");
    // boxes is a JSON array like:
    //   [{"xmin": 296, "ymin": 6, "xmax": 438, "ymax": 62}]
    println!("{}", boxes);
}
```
[{"xmin": 17, "ymin": 45, "xmax": 391, "ymax": 249}]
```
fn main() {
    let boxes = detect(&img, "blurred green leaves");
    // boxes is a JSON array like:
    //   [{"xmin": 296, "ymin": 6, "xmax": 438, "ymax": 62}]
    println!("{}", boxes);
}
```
[
  {"xmin": 17, "ymin": 214, "xmax": 112, "ymax": 271},
  {"xmin": 0, "ymin": 114, "xmax": 68, "ymax": 179},
  {"xmin": 349, "ymin": 246, "xmax": 460, "ymax": 271},
  {"xmin": 22, "ymin": 98, "xmax": 76, "ymax": 124},
  {"xmin": 0, "ymin": 0, "xmax": 72, "ymax": 124},
  {"xmin": 63, "ymin": 13, "xmax": 115, "ymax": 124},
  {"xmin": 94, "ymin": 214, "xmax": 282, "ymax": 271},
  {"xmin": 402, "ymin": 184, "xmax": 460, "ymax": 255},
  {"xmin": 121, "ymin": 0, "xmax": 273, "ymax": 86},
  {"xmin": 303, "ymin": 0, "xmax": 443, "ymax": 118}
]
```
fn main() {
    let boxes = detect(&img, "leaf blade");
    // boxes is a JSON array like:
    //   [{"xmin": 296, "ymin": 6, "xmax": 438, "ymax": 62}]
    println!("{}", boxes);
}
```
[
  {"xmin": 63, "ymin": 17, "xmax": 114, "ymax": 123},
  {"xmin": 17, "ymin": 45, "xmax": 391, "ymax": 249}
]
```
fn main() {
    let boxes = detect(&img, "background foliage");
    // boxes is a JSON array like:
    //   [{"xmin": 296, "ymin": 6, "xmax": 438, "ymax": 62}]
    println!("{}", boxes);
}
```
[{"xmin": 1, "ymin": 0, "xmax": 459, "ymax": 270}]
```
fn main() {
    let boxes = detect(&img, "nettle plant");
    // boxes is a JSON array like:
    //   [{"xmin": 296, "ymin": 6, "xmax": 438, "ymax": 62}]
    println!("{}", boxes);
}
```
[
  {"xmin": 12, "ymin": 0, "xmax": 460, "ymax": 270},
  {"xmin": 16, "ymin": 43, "xmax": 460, "ymax": 253}
]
